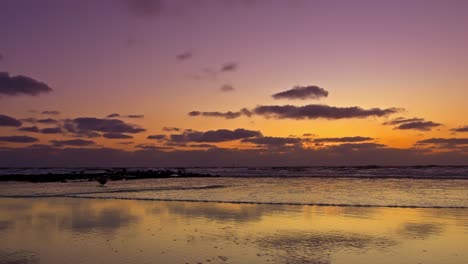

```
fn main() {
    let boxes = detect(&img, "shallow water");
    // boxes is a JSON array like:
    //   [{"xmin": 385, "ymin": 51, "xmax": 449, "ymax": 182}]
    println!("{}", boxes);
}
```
[
  {"xmin": 0, "ymin": 198, "xmax": 467, "ymax": 264},
  {"xmin": 1, "ymin": 177, "xmax": 467, "ymax": 208}
]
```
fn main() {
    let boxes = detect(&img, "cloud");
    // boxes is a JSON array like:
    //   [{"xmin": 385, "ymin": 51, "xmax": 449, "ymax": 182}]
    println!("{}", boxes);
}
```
[
  {"xmin": 0, "ymin": 135, "xmax": 38, "ymax": 143},
  {"xmin": 162, "ymin": 126, "xmax": 181, "ymax": 132},
  {"xmin": 383, "ymin": 117, "xmax": 441, "ymax": 131},
  {"xmin": 188, "ymin": 144, "xmax": 217, "ymax": 148},
  {"xmin": 147, "ymin": 134, "xmax": 166, "ymax": 140},
  {"xmin": 118, "ymin": 142, "xmax": 134, "ymax": 145},
  {"xmin": 176, "ymin": 51, "xmax": 192, "ymax": 61},
  {"xmin": 450, "ymin": 125, "xmax": 468, "ymax": 133},
  {"xmin": 164, "ymin": 142, "xmax": 187, "ymax": 147},
  {"xmin": 127, "ymin": 114, "xmax": 144, "ymax": 118},
  {"xmin": 242, "ymin": 136, "xmax": 303, "ymax": 148},
  {"xmin": 188, "ymin": 108, "xmax": 252, "ymax": 119},
  {"xmin": 395, "ymin": 121, "xmax": 441, "ymax": 131},
  {"xmin": 0, "ymin": 114, "xmax": 22, "ymax": 127},
  {"xmin": 0, "ymin": 143, "xmax": 467, "ymax": 167},
  {"xmin": 383, "ymin": 117, "xmax": 424, "ymax": 125},
  {"xmin": 103, "ymin": 133, "xmax": 133, "ymax": 139},
  {"xmin": 416, "ymin": 138, "xmax": 468, "ymax": 145},
  {"xmin": 189, "ymin": 105, "xmax": 399, "ymax": 120},
  {"xmin": 41, "ymin": 127, "xmax": 62, "ymax": 134},
  {"xmin": 124, "ymin": 0, "xmax": 163, "ymax": 17},
  {"xmin": 67, "ymin": 117, "xmax": 146, "ymax": 134},
  {"xmin": 0, "ymin": 72, "xmax": 52, "ymax": 97},
  {"xmin": 272, "ymin": 85, "xmax": 328, "ymax": 100},
  {"xmin": 313, "ymin": 136, "xmax": 374, "ymax": 143},
  {"xmin": 106, "ymin": 113, "xmax": 143, "ymax": 119},
  {"xmin": 0, "ymin": 53, "xmax": 3, "ymax": 61},
  {"xmin": 18, "ymin": 126, "xmax": 40, "ymax": 133},
  {"xmin": 42, "ymin": 110, "xmax": 60, "ymax": 115},
  {"xmin": 135, "ymin": 144, "xmax": 172, "ymax": 150},
  {"xmin": 37, "ymin": 118, "xmax": 58, "ymax": 124},
  {"xmin": 17, "ymin": 126, "xmax": 62, "ymax": 134},
  {"xmin": 220, "ymin": 84, "xmax": 235, "ymax": 92},
  {"xmin": 253, "ymin": 104, "xmax": 401, "ymax": 120},
  {"xmin": 50, "ymin": 139, "xmax": 96, "ymax": 147},
  {"xmin": 220, "ymin": 62, "xmax": 238, "ymax": 72},
  {"xmin": 170, "ymin": 128, "xmax": 262, "ymax": 143},
  {"xmin": 326, "ymin": 143, "xmax": 387, "ymax": 151},
  {"xmin": 20, "ymin": 118, "xmax": 38, "ymax": 124},
  {"xmin": 107, "ymin": 113, "xmax": 120, "ymax": 118}
]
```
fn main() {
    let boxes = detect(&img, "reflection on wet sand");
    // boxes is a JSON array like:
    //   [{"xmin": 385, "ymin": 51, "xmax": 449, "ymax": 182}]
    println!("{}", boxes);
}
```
[
  {"xmin": 257, "ymin": 231, "xmax": 397, "ymax": 264},
  {"xmin": 398, "ymin": 222, "xmax": 444, "ymax": 239},
  {"xmin": 0, "ymin": 198, "xmax": 467, "ymax": 264},
  {"xmin": 0, "ymin": 249, "xmax": 39, "ymax": 264},
  {"xmin": 162, "ymin": 202, "xmax": 286, "ymax": 222}
]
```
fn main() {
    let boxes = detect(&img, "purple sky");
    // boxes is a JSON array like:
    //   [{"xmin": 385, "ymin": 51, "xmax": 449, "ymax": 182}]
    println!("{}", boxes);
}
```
[{"xmin": 0, "ymin": 0, "xmax": 467, "ymax": 166}]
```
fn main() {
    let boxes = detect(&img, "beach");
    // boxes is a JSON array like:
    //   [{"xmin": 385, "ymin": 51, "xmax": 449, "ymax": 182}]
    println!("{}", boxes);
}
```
[{"xmin": 1, "ymin": 177, "xmax": 467, "ymax": 264}]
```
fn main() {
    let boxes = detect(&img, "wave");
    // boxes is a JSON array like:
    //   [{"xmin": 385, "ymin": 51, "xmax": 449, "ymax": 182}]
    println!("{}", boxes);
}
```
[{"xmin": 6, "ymin": 194, "xmax": 467, "ymax": 209}]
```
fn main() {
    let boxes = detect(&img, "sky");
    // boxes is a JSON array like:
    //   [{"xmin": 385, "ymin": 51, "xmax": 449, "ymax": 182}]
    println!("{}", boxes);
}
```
[{"xmin": 0, "ymin": 0, "xmax": 467, "ymax": 166}]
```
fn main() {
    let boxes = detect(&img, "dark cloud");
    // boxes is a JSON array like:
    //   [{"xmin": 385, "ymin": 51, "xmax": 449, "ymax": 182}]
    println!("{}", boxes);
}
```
[
  {"xmin": 135, "ymin": 144, "xmax": 172, "ymax": 150},
  {"xmin": 253, "ymin": 104, "xmax": 401, "ymax": 120},
  {"xmin": 50, "ymin": 139, "xmax": 96, "ymax": 147},
  {"xmin": 106, "ymin": 113, "xmax": 143, "ymax": 119},
  {"xmin": 0, "ymin": 72, "xmax": 52, "ymax": 96},
  {"xmin": 164, "ymin": 142, "xmax": 188, "ymax": 147},
  {"xmin": 395, "ymin": 121, "xmax": 441, "ymax": 131},
  {"xmin": 220, "ymin": 84, "xmax": 235, "ymax": 92},
  {"xmin": 383, "ymin": 117, "xmax": 441, "ymax": 131},
  {"xmin": 176, "ymin": 51, "xmax": 192, "ymax": 61},
  {"xmin": 42, "ymin": 110, "xmax": 60, "ymax": 115},
  {"xmin": 118, "ymin": 142, "xmax": 134, "ymax": 145},
  {"xmin": 147, "ymin": 134, "xmax": 166, "ymax": 140},
  {"xmin": 303, "ymin": 133, "xmax": 315, "ymax": 137},
  {"xmin": 162, "ymin": 126, "xmax": 181, "ymax": 132},
  {"xmin": 170, "ymin": 128, "xmax": 262, "ymax": 143},
  {"xmin": 40, "ymin": 127, "xmax": 62, "ymax": 134},
  {"xmin": 416, "ymin": 138, "xmax": 468, "ymax": 145},
  {"xmin": 313, "ymin": 136, "xmax": 374, "ymax": 143},
  {"xmin": 124, "ymin": 0, "xmax": 163, "ymax": 17},
  {"xmin": 242, "ymin": 136, "xmax": 303, "ymax": 147},
  {"xmin": 272, "ymin": 85, "xmax": 329, "ymax": 100},
  {"xmin": 127, "ymin": 114, "xmax": 144, "ymax": 118},
  {"xmin": 450, "ymin": 125, "xmax": 468, "ymax": 133},
  {"xmin": 383, "ymin": 117, "xmax": 424, "ymax": 125},
  {"xmin": 107, "ymin": 113, "xmax": 120, "ymax": 118},
  {"xmin": 220, "ymin": 62, "xmax": 238, "ymax": 72},
  {"xmin": 189, "ymin": 108, "xmax": 252, "ymax": 119},
  {"xmin": 66, "ymin": 127, "xmax": 101, "ymax": 138},
  {"xmin": 0, "ymin": 135, "xmax": 38, "ymax": 143},
  {"xmin": 20, "ymin": 118, "xmax": 38, "ymax": 124},
  {"xmin": 67, "ymin": 117, "xmax": 145, "ymax": 134},
  {"xmin": 0, "ymin": 144, "xmax": 467, "ymax": 167},
  {"xmin": 326, "ymin": 143, "xmax": 387, "ymax": 151},
  {"xmin": 37, "ymin": 118, "xmax": 58, "ymax": 124},
  {"xmin": 188, "ymin": 143, "xmax": 217, "ymax": 148},
  {"xmin": 18, "ymin": 126, "xmax": 40, "ymax": 133},
  {"xmin": 103, "ymin": 133, "xmax": 133, "ymax": 139},
  {"xmin": 0, "ymin": 114, "xmax": 22, "ymax": 127}
]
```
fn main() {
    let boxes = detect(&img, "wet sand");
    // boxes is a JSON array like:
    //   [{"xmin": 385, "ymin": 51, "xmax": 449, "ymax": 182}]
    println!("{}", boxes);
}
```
[{"xmin": 1, "ymin": 198, "xmax": 467, "ymax": 264}]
